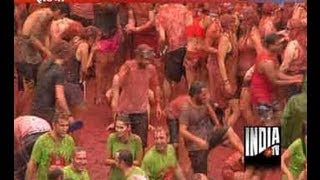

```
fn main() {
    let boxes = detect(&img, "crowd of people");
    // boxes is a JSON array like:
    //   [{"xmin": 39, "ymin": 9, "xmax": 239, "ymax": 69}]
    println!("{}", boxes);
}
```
[{"xmin": 14, "ymin": 1, "xmax": 307, "ymax": 180}]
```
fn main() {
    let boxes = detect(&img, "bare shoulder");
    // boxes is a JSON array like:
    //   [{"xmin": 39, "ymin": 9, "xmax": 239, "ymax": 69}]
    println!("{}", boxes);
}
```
[{"xmin": 78, "ymin": 42, "xmax": 89, "ymax": 50}]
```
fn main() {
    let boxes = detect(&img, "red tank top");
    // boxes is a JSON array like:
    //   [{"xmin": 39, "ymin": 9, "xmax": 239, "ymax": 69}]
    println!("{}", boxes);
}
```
[
  {"xmin": 186, "ymin": 17, "xmax": 205, "ymax": 38},
  {"xmin": 250, "ymin": 52, "xmax": 275, "ymax": 105}
]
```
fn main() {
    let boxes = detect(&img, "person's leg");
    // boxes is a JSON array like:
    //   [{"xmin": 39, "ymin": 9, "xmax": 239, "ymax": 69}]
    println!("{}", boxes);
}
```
[
  {"xmin": 240, "ymin": 87, "xmax": 257, "ymax": 125},
  {"xmin": 188, "ymin": 150, "xmax": 209, "ymax": 175},
  {"xmin": 14, "ymin": 148, "xmax": 29, "ymax": 180},
  {"xmin": 185, "ymin": 66, "xmax": 196, "ymax": 89},
  {"xmin": 184, "ymin": 54, "xmax": 196, "ymax": 89},
  {"xmin": 94, "ymin": 51, "xmax": 110, "ymax": 105},
  {"xmin": 227, "ymin": 99, "xmax": 240, "ymax": 127},
  {"xmin": 198, "ymin": 57, "xmax": 208, "ymax": 84},
  {"xmin": 163, "ymin": 78, "xmax": 172, "ymax": 105},
  {"xmin": 244, "ymin": 166, "xmax": 256, "ymax": 180}
]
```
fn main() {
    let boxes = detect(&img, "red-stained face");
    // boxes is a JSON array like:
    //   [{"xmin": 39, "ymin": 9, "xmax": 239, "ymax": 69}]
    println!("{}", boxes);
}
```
[
  {"xmin": 115, "ymin": 120, "xmax": 130, "ymax": 138},
  {"xmin": 53, "ymin": 119, "xmax": 69, "ymax": 138},
  {"xmin": 154, "ymin": 130, "xmax": 168, "ymax": 152},
  {"xmin": 73, "ymin": 151, "xmax": 88, "ymax": 171},
  {"xmin": 195, "ymin": 87, "xmax": 209, "ymax": 105}
]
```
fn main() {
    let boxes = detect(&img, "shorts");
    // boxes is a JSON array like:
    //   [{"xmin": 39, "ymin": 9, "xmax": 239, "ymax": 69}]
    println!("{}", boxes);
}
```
[
  {"xmin": 167, "ymin": 118, "xmax": 179, "ymax": 144},
  {"xmin": 188, "ymin": 150, "xmax": 209, "ymax": 174},
  {"xmin": 126, "ymin": 113, "xmax": 148, "ymax": 148},
  {"xmin": 64, "ymin": 82, "xmax": 84, "ymax": 108},
  {"xmin": 164, "ymin": 47, "xmax": 187, "ymax": 83},
  {"xmin": 254, "ymin": 102, "xmax": 280, "ymax": 122}
]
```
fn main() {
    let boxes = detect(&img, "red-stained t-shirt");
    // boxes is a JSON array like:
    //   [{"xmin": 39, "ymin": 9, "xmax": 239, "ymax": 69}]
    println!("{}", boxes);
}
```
[{"xmin": 117, "ymin": 60, "xmax": 159, "ymax": 114}]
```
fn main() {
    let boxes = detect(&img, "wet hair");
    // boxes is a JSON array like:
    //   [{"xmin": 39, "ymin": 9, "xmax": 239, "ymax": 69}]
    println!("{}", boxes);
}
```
[
  {"xmin": 60, "ymin": 23, "xmax": 83, "ymax": 42},
  {"xmin": 47, "ymin": 167, "xmax": 63, "ymax": 180},
  {"xmin": 189, "ymin": 81, "xmax": 207, "ymax": 97},
  {"xmin": 154, "ymin": 126, "xmax": 169, "ymax": 138},
  {"xmin": 134, "ymin": 44, "xmax": 155, "ymax": 59},
  {"xmin": 79, "ymin": 26, "xmax": 101, "ymax": 41},
  {"xmin": 116, "ymin": 114, "xmax": 131, "ymax": 126},
  {"xmin": 241, "ymin": 7, "xmax": 260, "ymax": 28},
  {"xmin": 264, "ymin": 33, "xmax": 286, "ymax": 47},
  {"xmin": 220, "ymin": 14, "xmax": 236, "ymax": 31},
  {"xmin": 262, "ymin": 2, "xmax": 276, "ymax": 15},
  {"xmin": 118, "ymin": 149, "xmax": 133, "ymax": 167},
  {"xmin": 72, "ymin": 146, "xmax": 86, "ymax": 158},
  {"xmin": 50, "ymin": 40, "xmax": 74, "ymax": 60},
  {"xmin": 52, "ymin": 112, "xmax": 70, "ymax": 125}
]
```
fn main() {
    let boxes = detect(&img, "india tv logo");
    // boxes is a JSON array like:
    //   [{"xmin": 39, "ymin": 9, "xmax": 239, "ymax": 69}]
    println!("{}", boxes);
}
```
[{"xmin": 244, "ymin": 126, "xmax": 281, "ymax": 167}]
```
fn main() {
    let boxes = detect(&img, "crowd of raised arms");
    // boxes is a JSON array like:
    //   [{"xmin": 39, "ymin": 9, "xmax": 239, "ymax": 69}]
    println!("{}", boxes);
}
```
[{"xmin": 14, "ymin": 1, "xmax": 307, "ymax": 180}]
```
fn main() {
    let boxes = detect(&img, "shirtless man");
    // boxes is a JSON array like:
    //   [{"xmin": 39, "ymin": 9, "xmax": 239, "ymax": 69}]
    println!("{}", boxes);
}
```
[{"xmin": 155, "ymin": 3, "xmax": 189, "ymax": 104}]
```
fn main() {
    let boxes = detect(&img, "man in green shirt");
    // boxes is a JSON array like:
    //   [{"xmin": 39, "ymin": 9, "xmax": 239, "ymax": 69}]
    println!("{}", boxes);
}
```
[
  {"xmin": 25, "ymin": 113, "xmax": 75, "ymax": 180},
  {"xmin": 281, "ymin": 76, "xmax": 307, "ymax": 148},
  {"xmin": 117, "ymin": 149, "xmax": 148, "ymax": 180},
  {"xmin": 63, "ymin": 147, "xmax": 90, "ymax": 180},
  {"xmin": 106, "ymin": 114, "xmax": 143, "ymax": 180},
  {"xmin": 141, "ymin": 127, "xmax": 185, "ymax": 180}
]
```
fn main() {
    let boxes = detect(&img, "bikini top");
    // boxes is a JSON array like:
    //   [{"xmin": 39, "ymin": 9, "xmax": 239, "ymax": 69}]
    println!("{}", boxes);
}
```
[{"xmin": 186, "ymin": 17, "xmax": 205, "ymax": 38}]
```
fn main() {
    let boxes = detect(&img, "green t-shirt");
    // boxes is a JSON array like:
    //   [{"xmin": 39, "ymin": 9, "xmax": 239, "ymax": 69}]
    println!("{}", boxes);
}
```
[
  {"xmin": 30, "ymin": 132, "xmax": 75, "ymax": 180},
  {"xmin": 106, "ymin": 133, "xmax": 143, "ymax": 180},
  {"xmin": 126, "ymin": 166, "xmax": 148, "ymax": 180},
  {"xmin": 63, "ymin": 165, "xmax": 90, "ymax": 180},
  {"xmin": 141, "ymin": 145, "xmax": 177, "ymax": 180},
  {"xmin": 288, "ymin": 138, "xmax": 307, "ymax": 178}
]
